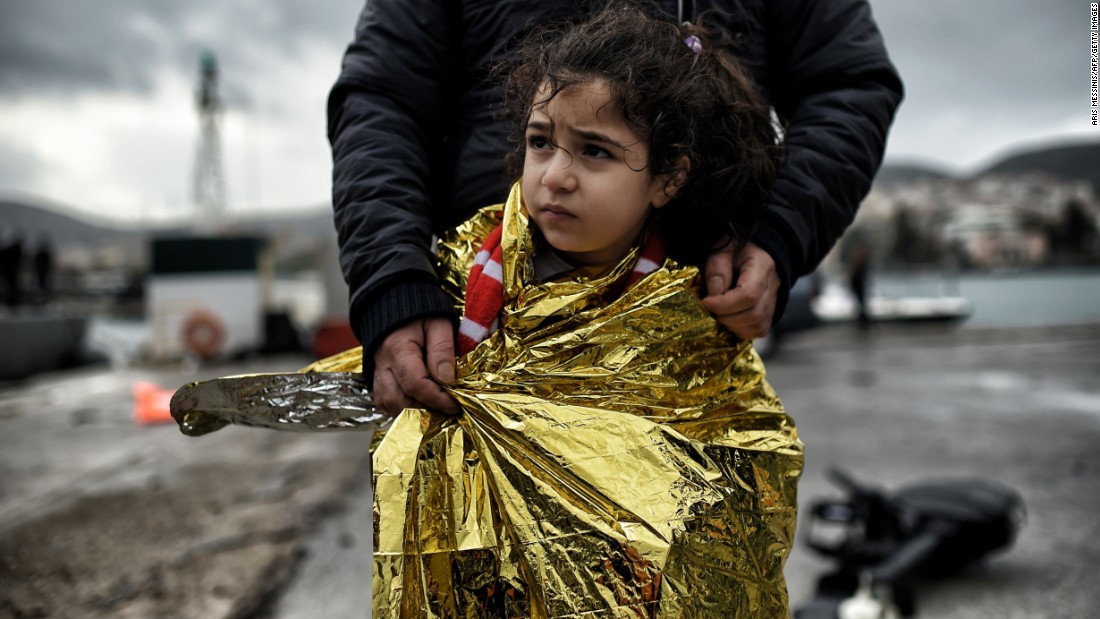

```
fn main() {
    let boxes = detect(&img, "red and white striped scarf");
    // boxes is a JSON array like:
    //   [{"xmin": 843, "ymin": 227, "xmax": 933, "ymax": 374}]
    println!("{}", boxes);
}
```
[{"xmin": 457, "ymin": 225, "xmax": 666, "ymax": 356}]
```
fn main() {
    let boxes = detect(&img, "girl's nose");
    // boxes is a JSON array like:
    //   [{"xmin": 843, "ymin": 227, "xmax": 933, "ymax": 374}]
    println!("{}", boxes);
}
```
[{"xmin": 541, "ymin": 149, "xmax": 577, "ymax": 192}]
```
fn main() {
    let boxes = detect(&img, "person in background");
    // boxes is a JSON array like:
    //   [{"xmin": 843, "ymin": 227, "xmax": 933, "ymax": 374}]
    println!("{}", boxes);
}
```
[
  {"xmin": 848, "ymin": 242, "xmax": 872, "ymax": 329},
  {"xmin": 33, "ymin": 235, "xmax": 53, "ymax": 303},
  {"xmin": 0, "ymin": 231, "xmax": 24, "ymax": 308},
  {"xmin": 328, "ymin": 0, "xmax": 903, "ymax": 415}
]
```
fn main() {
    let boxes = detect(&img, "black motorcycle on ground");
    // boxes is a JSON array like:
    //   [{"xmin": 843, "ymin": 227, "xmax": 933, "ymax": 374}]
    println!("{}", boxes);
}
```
[{"xmin": 794, "ymin": 468, "xmax": 1026, "ymax": 618}]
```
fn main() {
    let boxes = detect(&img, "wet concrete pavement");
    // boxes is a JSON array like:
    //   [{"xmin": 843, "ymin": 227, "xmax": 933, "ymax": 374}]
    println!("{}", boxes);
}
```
[
  {"xmin": 1, "ymin": 324, "xmax": 1098, "ymax": 618},
  {"xmin": 776, "ymin": 323, "xmax": 1100, "ymax": 618},
  {"xmin": 0, "ymin": 356, "xmax": 375, "ymax": 619}
]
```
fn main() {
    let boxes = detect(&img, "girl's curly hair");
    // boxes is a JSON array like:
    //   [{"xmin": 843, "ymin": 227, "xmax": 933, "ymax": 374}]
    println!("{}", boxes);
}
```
[{"xmin": 499, "ymin": 3, "xmax": 781, "ymax": 265}]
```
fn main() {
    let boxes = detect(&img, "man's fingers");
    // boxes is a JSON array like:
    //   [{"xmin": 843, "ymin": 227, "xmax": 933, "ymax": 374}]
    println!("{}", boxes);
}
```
[
  {"xmin": 701, "ymin": 242, "xmax": 779, "ymax": 340},
  {"xmin": 391, "ymin": 342, "xmax": 460, "ymax": 414},
  {"xmin": 704, "ymin": 245, "xmax": 735, "ymax": 297},
  {"xmin": 423, "ymin": 318, "xmax": 457, "ymax": 385},
  {"xmin": 373, "ymin": 367, "xmax": 413, "ymax": 416},
  {"xmin": 704, "ymin": 286, "xmax": 772, "ymax": 338},
  {"xmin": 703, "ymin": 279, "xmax": 763, "ymax": 317},
  {"xmin": 373, "ymin": 320, "xmax": 460, "ymax": 416},
  {"xmin": 703, "ymin": 255, "xmax": 768, "ymax": 317}
]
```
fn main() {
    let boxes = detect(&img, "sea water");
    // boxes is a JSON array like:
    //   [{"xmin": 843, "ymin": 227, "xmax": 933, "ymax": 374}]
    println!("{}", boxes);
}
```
[{"xmin": 866, "ymin": 268, "xmax": 1100, "ymax": 328}]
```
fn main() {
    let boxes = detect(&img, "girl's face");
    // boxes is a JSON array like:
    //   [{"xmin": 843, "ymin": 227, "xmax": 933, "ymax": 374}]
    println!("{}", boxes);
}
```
[{"xmin": 522, "ymin": 80, "xmax": 677, "ymax": 267}]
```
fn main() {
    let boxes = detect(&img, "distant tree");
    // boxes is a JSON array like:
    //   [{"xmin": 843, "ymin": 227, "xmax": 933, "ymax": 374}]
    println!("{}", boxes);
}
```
[
  {"xmin": 889, "ymin": 205, "xmax": 942, "ymax": 265},
  {"xmin": 1054, "ymin": 199, "xmax": 1100, "ymax": 262},
  {"xmin": 891, "ymin": 206, "xmax": 920, "ymax": 264}
]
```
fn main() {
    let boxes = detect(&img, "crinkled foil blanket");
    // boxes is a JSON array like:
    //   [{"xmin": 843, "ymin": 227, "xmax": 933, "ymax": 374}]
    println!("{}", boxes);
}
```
[{"xmin": 171, "ymin": 184, "xmax": 803, "ymax": 618}]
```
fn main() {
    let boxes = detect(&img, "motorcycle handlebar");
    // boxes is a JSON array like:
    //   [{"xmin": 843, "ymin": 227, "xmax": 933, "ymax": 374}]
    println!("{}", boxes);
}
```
[{"xmin": 870, "ymin": 520, "xmax": 957, "ymax": 583}]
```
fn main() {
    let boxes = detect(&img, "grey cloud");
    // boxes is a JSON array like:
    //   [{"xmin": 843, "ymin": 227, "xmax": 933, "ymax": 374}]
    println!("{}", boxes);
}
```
[
  {"xmin": 3, "ymin": 0, "xmax": 1086, "ymax": 176},
  {"xmin": 0, "ymin": 0, "xmax": 363, "ymax": 102},
  {"xmin": 869, "ymin": 0, "xmax": 1080, "ymax": 110},
  {"xmin": 0, "ymin": 2, "xmax": 164, "ymax": 95},
  {"xmin": 2, "ymin": 0, "xmax": 1079, "ymax": 111},
  {"xmin": 864, "ymin": 0, "xmax": 1090, "ymax": 167}
]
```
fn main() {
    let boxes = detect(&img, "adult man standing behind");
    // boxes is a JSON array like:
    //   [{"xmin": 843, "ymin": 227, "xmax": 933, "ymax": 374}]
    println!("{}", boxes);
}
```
[{"xmin": 328, "ymin": 0, "xmax": 903, "ymax": 415}]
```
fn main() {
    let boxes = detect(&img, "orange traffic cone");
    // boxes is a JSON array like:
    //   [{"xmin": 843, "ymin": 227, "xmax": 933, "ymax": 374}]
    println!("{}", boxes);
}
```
[{"xmin": 133, "ymin": 381, "xmax": 176, "ymax": 425}]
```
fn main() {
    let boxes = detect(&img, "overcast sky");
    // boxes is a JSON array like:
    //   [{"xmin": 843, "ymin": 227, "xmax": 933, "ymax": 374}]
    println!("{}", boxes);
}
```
[{"xmin": 0, "ymin": 0, "xmax": 1095, "ymax": 222}]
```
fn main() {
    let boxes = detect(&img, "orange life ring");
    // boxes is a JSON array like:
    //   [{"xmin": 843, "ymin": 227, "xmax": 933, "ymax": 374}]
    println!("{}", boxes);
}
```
[{"xmin": 181, "ymin": 310, "xmax": 226, "ymax": 359}]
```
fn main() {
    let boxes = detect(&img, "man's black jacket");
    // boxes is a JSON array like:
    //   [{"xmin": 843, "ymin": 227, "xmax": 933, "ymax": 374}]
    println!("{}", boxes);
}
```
[{"xmin": 328, "ymin": 0, "xmax": 903, "ymax": 375}]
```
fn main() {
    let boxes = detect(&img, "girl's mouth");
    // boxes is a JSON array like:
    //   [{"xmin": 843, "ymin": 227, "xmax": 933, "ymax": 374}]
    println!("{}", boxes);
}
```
[{"xmin": 541, "ymin": 204, "xmax": 576, "ymax": 220}]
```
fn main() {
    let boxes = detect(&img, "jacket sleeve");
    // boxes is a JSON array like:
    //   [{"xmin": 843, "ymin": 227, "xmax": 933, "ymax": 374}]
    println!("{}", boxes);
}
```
[
  {"xmin": 753, "ymin": 0, "xmax": 903, "ymax": 320},
  {"xmin": 327, "ymin": 0, "xmax": 459, "ymax": 372}
]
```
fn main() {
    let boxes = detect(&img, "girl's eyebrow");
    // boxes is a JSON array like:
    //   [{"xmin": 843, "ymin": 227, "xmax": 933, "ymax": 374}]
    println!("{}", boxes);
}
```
[
  {"xmin": 525, "ymin": 119, "xmax": 629, "ymax": 151},
  {"xmin": 526, "ymin": 120, "xmax": 625, "ymax": 150},
  {"xmin": 575, "ymin": 129, "xmax": 625, "ymax": 149}
]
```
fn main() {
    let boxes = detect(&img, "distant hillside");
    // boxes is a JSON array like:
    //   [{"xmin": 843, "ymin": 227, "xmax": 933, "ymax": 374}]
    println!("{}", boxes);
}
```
[
  {"xmin": 0, "ymin": 196, "xmax": 335, "ymax": 272},
  {"xmin": 874, "ymin": 162, "xmax": 955, "ymax": 186},
  {"xmin": 979, "ymin": 141, "xmax": 1100, "ymax": 193},
  {"xmin": 875, "ymin": 141, "xmax": 1100, "ymax": 193},
  {"xmin": 0, "ymin": 198, "xmax": 333, "ymax": 248},
  {"xmin": 0, "ymin": 198, "xmax": 145, "ymax": 248}
]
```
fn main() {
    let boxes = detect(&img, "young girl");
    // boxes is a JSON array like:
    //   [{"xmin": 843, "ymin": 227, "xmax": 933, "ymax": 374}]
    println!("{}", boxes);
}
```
[
  {"xmin": 174, "ymin": 5, "xmax": 802, "ymax": 618},
  {"xmin": 372, "ymin": 6, "xmax": 801, "ymax": 618}
]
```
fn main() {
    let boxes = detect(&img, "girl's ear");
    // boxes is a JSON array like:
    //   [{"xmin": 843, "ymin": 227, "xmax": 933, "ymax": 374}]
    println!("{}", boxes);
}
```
[{"xmin": 651, "ymin": 156, "xmax": 691, "ymax": 209}]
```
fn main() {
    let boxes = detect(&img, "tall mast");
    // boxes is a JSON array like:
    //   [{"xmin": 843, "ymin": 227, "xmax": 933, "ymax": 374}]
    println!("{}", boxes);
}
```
[{"xmin": 192, "ymin": 50, "xmax": 226, "ymax": 224}]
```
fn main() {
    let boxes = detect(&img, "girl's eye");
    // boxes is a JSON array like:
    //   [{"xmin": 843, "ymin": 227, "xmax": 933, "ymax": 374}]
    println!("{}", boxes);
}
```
[
  {"xmin": 582, "ymin": 145, "xmax": 611, "ymax": 159},
  {"xmin": 527, "ymin": 135, "xmax": 552, "ymax": 150}
]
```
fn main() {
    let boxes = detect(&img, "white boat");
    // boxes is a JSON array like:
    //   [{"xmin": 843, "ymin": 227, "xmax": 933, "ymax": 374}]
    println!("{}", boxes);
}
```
[{"xmin": 814, "ymin": 282, "xmax": 972, "ymax": 324}]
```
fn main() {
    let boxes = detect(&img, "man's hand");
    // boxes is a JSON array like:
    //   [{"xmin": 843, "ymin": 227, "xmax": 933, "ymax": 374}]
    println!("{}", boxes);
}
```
[
  {"xmin": 701, "ymin": 242, "xmax": 780, "ymax": 340},
  {"xmin": 373, "ymin": 317, "xmax": 460, "ymax": 416}
]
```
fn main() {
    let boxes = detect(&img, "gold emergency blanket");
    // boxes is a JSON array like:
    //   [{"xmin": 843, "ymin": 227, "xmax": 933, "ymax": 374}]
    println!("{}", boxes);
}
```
[{"xmin": 171, "ymin": 183, "xmax": 803, "ymax": 618}]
